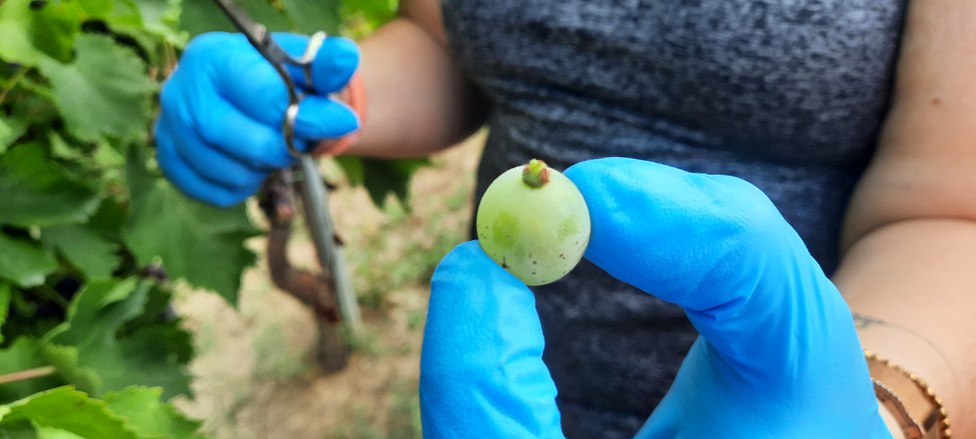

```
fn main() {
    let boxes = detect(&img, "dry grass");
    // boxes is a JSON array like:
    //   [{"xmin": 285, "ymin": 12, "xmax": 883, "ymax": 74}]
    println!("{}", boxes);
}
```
[{"xmin": 172, "ymin": 132, "xmax": 485, "ymax": 439}]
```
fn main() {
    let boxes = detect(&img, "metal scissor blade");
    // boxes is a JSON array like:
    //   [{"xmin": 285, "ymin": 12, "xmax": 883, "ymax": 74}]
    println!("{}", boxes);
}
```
[
  {"xmin": 212, "ymin": 0, "xmax": 266, "ymax": 45},
  {"xmin": 211, "ymin": 0, "xmax": 295, "ymax": 68},
  {"xmin": 296, "ymin": 156, "xmax": 362, "ymax": 332}
]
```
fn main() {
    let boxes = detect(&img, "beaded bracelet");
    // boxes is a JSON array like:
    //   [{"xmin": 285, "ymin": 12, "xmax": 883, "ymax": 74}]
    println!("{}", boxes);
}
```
[{"xmin": 865, "ymin": 350, "xmax": 951, "ymax": 439}]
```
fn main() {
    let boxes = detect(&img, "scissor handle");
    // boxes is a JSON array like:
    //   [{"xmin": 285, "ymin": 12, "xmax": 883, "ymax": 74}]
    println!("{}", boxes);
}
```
[{"xmin": 281, "ymin": 32, "xmax": 327, "ymax": 157}]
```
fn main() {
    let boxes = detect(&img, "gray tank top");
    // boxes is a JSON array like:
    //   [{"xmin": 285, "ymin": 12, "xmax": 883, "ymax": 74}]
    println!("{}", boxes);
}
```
[{"xmin": 441, "ymin": 1, "xmax": 907, "ymax": 436}]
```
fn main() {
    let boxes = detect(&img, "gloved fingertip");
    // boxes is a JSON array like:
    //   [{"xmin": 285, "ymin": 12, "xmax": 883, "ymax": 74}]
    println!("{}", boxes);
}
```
[
  {"xmin": 312, "ymin": 37, "xmax": 360, "ymax": 93},
  {"xmin": 293, "ymin": 98, "xmax": 360, "ymax": 140}
]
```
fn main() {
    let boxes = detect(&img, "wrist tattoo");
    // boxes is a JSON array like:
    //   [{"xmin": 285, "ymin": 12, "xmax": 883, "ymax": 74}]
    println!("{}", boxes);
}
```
[
  {"xmin": 852, "ymin": 313, "xmax": 959, "ymax": 389},
  {"xmin": 852, "ymin": 313, "xmax": 886, "ymax": 329}
]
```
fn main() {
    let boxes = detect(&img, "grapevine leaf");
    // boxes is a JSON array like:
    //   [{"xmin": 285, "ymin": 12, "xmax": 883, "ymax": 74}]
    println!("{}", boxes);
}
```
[
  {"xmin": 0, "ymin": 420, "xmax": 38, "ymax": 438},
  {"xmin": 0, "ymin": 386, "xmax": 137, "ymax": 439},
  {"xmin": 102, "ymin": 387, "xmax": 203, "ymax": 439},
  {"xmin": 0, "ymin": 0, "xmax": 47, "ymax": 65},
  {"xmin": 124, "ymin": 152, "xmax": 257, "ymax": 305},
  {"xmin": 46, "ymin": 132, "xmax": 81, "ymax": 162},
  {"xmin": 361, "ymin": 158, "xmax": 429, "ymax": 208},
  {"xmin": 178, "ymin": 0, "xmax": 291, "ymax": 37},
  {"xmin": 333, "ymin": 156, "xmax": 364, "ymax": 186},
  {"xmin": 0, "ymin": 233, "xmax": 57, "ymax": 288},
  {"xmin": 36, "ymin": 427, "xmax": 85, "ymax": 439},
  {"xmin": 280, "ymin": 0, "xmax": 341, "ymax": 34},
  {"xmin": 83, "ymin": 198, "xmax": 127, "ymax": 251},
  {"xmin": 0, "ymin": 120, "xmax": 11, "ymax": 155},
  {"xmin": 43, "ymin": 279, "xmax": 192, "ymax": 399},
  {"xmin": 0, "ymin": 143, "xmax": 101, "ymax": 228},
  {"xmin": 0, "ymin": 0, "xmax": 110, "ymax": 65},
  {"xmin": 124, "ymin": 0, "xmax": 184, "ymax": 43},
  {"xmin": 0, "ymin": 338, "xmax": 62, "ymax": 405},
  {"xmin": 41, "ymin": 224, "xmax": 122, "ymax": 279},
  {"xmin": 0, "ymin": 283, "xmax": 9, "ymax": 343},
  {"xmin": 78, "ymin": 0, "xmax": 115, "ymax": 19},
  {"xmin": 37, "ymin": 34, "xmax": 154, "ymax": 142},
  {"xmin": 29, "ymin": 0, "xmax": 85, "ymax": 63},
  {"xmin": 342, "ymin": 0, "xmax": 396, "ymax": 29},
  {"xmin": 37, "ymin": 345, "xmax": 101, "ymax": 398},
  {"xmin": 0, "ymin": 116, "xmax": 29, "ymax": 154}
]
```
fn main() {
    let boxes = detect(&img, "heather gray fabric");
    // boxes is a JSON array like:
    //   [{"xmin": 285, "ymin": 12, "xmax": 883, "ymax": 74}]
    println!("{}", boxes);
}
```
[{"xmin": 440, "ymin": 1, "xmax": 908, "ymax": 437}]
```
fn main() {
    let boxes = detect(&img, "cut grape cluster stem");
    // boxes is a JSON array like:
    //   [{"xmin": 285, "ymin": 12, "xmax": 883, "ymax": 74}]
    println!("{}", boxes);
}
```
[{"xmin": 522, "ymin": 159, "xmax": 550, "ymax": 188}]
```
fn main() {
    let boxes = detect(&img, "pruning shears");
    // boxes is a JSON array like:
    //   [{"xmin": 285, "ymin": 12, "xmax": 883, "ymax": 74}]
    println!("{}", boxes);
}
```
[{"xmin": 212, "ymin": 0, "xmax": 362, "ymax": 334}]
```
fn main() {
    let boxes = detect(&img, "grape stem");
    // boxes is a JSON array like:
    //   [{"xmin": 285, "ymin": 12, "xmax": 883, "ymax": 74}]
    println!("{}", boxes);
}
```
[
  {"xmin": 522, "ymin": 159, "xmax": 550, "ymax": 188},
  {"xmin": 0, "ymin": 366, "xmax": 56, "ymax": 385}
]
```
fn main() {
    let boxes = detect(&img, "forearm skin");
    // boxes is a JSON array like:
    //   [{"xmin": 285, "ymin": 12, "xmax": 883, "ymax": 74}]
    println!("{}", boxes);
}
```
[
  {"xmin": 342, "ymin": 15, "xmax": 487, "ymax": 158},
  {"xmin": 834, "ymin": 218, "xmax": 976, "ymax": 437}
]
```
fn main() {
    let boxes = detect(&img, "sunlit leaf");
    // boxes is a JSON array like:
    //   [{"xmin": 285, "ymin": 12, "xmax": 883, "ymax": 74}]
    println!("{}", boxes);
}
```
[
  {"xmin": 0, "ymin": 234, "xmax": 58, "ymax": 288},
  {"xmin": 103, "ymin": 387, "xmax": 203, "ymax": 439},
  {"xmin": 38, "ymin": 34, "xmax": 154, "ymax": 142},
  {"xmin": 0, "ymin": 386, "xmax": 137, "ymax": 439}
]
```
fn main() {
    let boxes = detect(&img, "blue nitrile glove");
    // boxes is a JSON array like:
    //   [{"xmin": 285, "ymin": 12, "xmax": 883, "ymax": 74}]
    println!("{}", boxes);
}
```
[
  {"xmin": 154, "ymin": 32, "xmax": 360, "ymax": 206},
  {"xmin": 420, "ymin": 157, "xmax": 891, "ymax": 438}
]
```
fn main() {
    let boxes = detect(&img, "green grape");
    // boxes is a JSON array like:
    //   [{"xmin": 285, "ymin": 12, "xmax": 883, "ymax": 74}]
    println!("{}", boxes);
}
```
[{"xmin": 476, "ymin": 159, "xmax": 591, "ymax": 286}]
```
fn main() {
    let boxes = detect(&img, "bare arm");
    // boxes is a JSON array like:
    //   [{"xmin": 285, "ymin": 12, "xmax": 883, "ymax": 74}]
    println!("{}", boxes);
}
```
[
  {"xmin": 835, "ymin": 0, "xmax": 976, "ymax": 435},
  {"xmin": 340, "ymin": 0, "xmax": 488, "ymax": 158}
]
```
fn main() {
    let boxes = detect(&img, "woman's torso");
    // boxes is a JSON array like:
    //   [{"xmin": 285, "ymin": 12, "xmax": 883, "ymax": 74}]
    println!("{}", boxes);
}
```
[{"xmin": 440, "ymin": 1, "xmax": 907, "ymax": 436}]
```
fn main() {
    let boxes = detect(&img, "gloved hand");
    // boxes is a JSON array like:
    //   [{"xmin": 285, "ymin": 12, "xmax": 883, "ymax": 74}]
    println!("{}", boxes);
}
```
[
  {"xmin": 154, "ymin": 32, "xmax": 360, "ymax": 206},
  {"xmin": 420, "ymin": 157, "xmax": 891, "ymax": 438}
]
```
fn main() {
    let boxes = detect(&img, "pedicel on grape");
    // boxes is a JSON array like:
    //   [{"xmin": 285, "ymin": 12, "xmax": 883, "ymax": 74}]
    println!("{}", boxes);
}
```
[{"xmin": 476, "ymin": 159, "xmax": 591, "ymax": 286}]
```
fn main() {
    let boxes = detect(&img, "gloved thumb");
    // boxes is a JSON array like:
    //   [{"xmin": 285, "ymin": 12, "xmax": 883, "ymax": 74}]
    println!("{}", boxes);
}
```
[{"xmin": 420, "ymin": 241, "xmax": 565, "ymax": 439}]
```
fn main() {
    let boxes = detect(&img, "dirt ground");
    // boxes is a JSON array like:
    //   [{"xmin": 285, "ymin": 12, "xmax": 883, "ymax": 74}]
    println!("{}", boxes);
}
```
[{"xmin": 171, "ymin": 133, "xmax": 486, "ymax": 439}]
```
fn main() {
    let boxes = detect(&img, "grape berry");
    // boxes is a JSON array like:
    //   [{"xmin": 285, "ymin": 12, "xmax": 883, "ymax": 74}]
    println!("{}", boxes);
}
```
[{"xmin": 476, "ymin": 159, "xmax": 591, "ymax": 286}]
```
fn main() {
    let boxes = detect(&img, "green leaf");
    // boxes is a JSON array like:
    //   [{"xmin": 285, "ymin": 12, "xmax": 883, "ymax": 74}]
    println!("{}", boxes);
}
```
[
  {"xmin": 281, "ymin": 0, "xmax": 341, "ymax": 34},
  {"xmin": 0, "ymin": 338, "xmax": 62, "ymax": 404},
  {"xmin": 45, "ymin": 133, "xmax": 80, "ymax": 162},
  {"xmin": 0, "ymin": 144, "xmax": 101, "ymax": 228},
  {"xmin": 0, "ymin": 233, "xmax": 58, "ymax": 288},
  {"xmin": 38, "ymin": 345, "xmax": 101, "ymax": 397},
  {"xmin": 0, "ymin": 386, "xmax": 137, "ymax": 439},
  {"xmin": 0, "ymin": 419, "xmax": 38, "ymax": 438},
  {"xmin": 0, "ymin": 0, "xmax": 116, "ymax": 65},
  {"xmin": 124, "ymin": 151, "xmax": 257, "ymax": 305},
  {"xmin": 44, "ymin": 279, "xmax": 192, "ymax": 399},
  {"xmin": 102, "ymin": 387, "xmax": 203, "ymax": 439},
  {"xmin": 124, "ymin": 0, "xmax": 184, "ymax": 42},
  {"xmin": 334, "ymin": 156, "xmax": 364, "ymax": 186},
  {"xmin": 37, "ymin": 34, "xmax": 154, "ymax": 142},
  {"xmin": 85, "ymin": 198, "xmax": 127, "ymax": 245},
  {"xmin": 41, "ymin": 225, "xmax": 121, "ymax": 279},
  {"xmin": 178, "ymin": 0, "xmax": 291, "ymax": 37},
  {"xmin": 342, "ymin": 0, "xmax": 396, "ymax": 28},
  {"xmin": 0, "ymin": 0, "xmax": 48, "ymax": 65},
  {"xmin": 79, "ymin": 0, "xmax": 115, "ymax": 19},
  {"xmin": 0, "ymin": 117, "xmax": 28, "ymax": 154},
  {"xmin": 361, "ymin": 158, "xmax": 429, "ymax": 208},
  {"xmin": 0, "ymin": 283, "xmax": 10, "ymax": 343},
  {"xmin": 35, "ymin": 427, "xmax": 85, "ymax": 439},
  {"xmin": 29, "ymin": 0, "xmax": 85, "ymax": 63}
]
